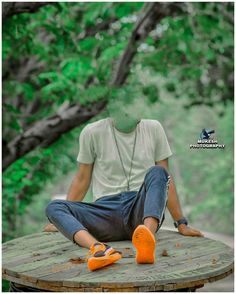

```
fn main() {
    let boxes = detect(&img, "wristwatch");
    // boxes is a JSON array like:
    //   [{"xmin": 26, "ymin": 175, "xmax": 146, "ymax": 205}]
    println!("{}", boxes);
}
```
[{"xmin": 174, "ymin": 217, "xmax": 188, "ymax": 228}]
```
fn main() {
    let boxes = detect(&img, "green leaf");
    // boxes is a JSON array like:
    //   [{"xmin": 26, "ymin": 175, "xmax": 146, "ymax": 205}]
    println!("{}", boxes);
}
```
[
  {"xmin": 3, "ymin": 103, "xmax": 21, "ymax": 114},
  {"xmin": 38, "ymin": 72, "xmax": 59, "ymax": 81},
  {"xmin": 22, "ymin": 83, "xmax": 35, "ymax": 101},
  {"xmin": 60, "ymin": 57, "xmax": 95, "ymax": 80},
  {"xmin": 11, "ymin": 170, "xmax": 28, "ymax": 181},
  {"xmin": 41, "ymin": 81, "xmax": 68, "ymax": 95},
  {"xmin": 99, "ymin": 41, "xmax": 127, "ymax": 62},
  {"xmin": 114, "ymin": 3, "xmax": 143, "ymax": 18},
  {"xmin": 9, "ymin": 118, "xmax": 22, "ymax": 132},
  {"xmin": 78, "ymin": 37, "xmax": 98, "ymax": 52}
]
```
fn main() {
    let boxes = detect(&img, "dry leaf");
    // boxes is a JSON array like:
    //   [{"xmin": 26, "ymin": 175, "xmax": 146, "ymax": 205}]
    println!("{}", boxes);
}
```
[
  {"xmin": 175, "ymin": 242, "xmax": 182, "ymax": 248},
  {"xmin": 161, "ymin": 249, "xmax": 169, "ymax": 256},
  {"xmin": 212, "ymin": 258, "xmax": 217, "ymax": 264},
  {"xmin": 69, "ymin": 257, "xmax": 85, "ymax": 264}
]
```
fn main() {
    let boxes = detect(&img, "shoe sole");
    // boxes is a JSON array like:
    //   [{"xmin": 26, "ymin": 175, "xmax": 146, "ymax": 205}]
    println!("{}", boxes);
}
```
[
  {"xmin": 132, "ymin": 225, "xmax": 156, "ymax": 264},
  {"xmin": 87, "ymin": 252, "xmax": 122, "ymax": 271}
]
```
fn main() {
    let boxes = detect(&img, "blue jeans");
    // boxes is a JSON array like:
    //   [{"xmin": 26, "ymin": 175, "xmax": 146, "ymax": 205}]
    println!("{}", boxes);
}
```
[{"xmin": 45, "ymin": 165, "xmax": 171, "ymax": 243}]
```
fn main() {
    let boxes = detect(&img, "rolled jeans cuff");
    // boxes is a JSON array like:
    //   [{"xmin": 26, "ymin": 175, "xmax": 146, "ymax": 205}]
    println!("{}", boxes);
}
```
[{"xmin": 47, "ymin": 216, "xmax": 88, "ymax": 244}]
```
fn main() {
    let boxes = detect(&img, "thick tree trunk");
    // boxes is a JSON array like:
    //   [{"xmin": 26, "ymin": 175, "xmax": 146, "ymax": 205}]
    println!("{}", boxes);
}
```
[{"xmin": 3, "ymin": 99, "xmax": 107, "ymax": 170}]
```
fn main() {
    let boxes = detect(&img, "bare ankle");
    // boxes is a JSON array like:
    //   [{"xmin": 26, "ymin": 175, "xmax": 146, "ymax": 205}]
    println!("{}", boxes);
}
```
[
  {"xmin": 73, "ymin": 230, "xmax": 98, "ymax": 249},
  {"xmin": 144, "ymin": 217, "xmax": 159, "ymax": 235}
]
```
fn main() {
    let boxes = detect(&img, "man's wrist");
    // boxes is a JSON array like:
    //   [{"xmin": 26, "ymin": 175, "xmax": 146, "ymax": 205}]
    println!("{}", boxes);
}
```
[{"xmin": 173, "ymin": 217, "xmax": 188, "ymax": 228}]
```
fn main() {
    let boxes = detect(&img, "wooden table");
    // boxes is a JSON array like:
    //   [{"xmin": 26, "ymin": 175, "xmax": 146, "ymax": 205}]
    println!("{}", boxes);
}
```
[{"xmin": 2, "ymin": 229, "xmax": 234, "ymax": 292}]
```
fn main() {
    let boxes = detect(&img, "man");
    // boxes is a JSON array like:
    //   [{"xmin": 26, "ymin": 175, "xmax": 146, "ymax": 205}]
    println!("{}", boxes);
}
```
[{"xmin": 45, "ymin": 95, "xmax": 204, "ymax": 271}]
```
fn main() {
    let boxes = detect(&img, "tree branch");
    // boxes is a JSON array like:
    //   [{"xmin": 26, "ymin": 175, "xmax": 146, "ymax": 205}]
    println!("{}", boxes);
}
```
[
  {"xmin": 3, "ymin": 2, "xmax": 184, "ymax": 171},
  {"xmin": 76, "ymin": 16, "xmax": 118, "ymax": 41},
  {"xmin": 3, "ymin": 99, "xmax": 107, "ymax": 170},
  {"xmin": 2, "ymin": 2, "xmax": 55, "ymax": 21},
  {"xmin": 111, "ymin": 2, "xmax": 183, "ymax": 86}
]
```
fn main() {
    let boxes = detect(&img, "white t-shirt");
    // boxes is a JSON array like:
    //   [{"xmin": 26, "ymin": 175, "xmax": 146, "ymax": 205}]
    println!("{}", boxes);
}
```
[{"xmin": 77, "ymin": 117, "xmax": 173, "ymax": 201}]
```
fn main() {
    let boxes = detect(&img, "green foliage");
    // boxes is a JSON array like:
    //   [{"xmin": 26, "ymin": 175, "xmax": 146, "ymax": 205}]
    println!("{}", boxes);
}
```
[
  {"xmin": 2, "ymin": 125, "xmax": 83, "ymax": 241},
  {"xmin": 114, "ymin": 3, "xmax": 144, "ymax": 18},
  {"xmin": 138, "ymin": 2, "xmax": 233, "ymax": 107},
  {"xmin": 145, "ymin": 72, "xmax": 234, "ymax": 234},
  {"xmin": 142, "ymin": 84, "xmax": 159, "ymax": 104}
]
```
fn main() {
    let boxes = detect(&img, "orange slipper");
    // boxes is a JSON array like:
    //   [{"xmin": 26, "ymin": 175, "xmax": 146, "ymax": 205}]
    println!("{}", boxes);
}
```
[
  {"xmin": 87, "ymin": 242, "xmax": 122, "ymax": 271},
  {"xmin": 132, "ymin": 225, "xmax": 156, "ymax": 264}
]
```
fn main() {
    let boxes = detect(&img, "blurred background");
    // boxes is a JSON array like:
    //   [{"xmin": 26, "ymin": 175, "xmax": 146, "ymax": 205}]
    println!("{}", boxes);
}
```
[{"xmin": 2, "ymin": 2, "xmax": 234, "ymax": 291}]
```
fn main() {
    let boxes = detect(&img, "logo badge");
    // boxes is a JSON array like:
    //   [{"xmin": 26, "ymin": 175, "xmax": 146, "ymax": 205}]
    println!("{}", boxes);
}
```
[{"xmin": 190, "ymin": 128, "xmax": 225, "ymax": 149}]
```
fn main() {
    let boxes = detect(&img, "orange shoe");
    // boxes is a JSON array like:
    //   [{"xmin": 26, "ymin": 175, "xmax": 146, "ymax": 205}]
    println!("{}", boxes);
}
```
[
  {"xmin": 132, "ymin": 225, "xmax": 156, "ymax": 264},
  {"xmin": 87, "ymin": 242, "xmax": 122, "ymax": 271}
]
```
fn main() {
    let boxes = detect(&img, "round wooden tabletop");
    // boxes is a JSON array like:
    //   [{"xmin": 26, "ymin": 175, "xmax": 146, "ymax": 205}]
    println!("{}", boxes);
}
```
[{"xmin": 2, "ymin": 229, "xmax": 234, "ymax": 292}]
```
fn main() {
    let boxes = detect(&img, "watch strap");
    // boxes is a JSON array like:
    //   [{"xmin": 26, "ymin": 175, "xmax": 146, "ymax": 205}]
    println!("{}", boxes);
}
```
[{"xmin": 174, "ymin": 217, "xmax": 188, "ymax": 228}]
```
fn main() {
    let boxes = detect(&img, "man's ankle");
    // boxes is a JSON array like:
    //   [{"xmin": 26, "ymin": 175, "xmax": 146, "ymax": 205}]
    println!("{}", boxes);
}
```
[{"xmin": 144, "ymin": 225, "xmax": 157, "ymax": 236}]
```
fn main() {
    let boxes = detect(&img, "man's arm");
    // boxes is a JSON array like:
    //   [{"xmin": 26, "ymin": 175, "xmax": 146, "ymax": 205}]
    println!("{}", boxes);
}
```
[
  {"xmin": 66, "ymin": 163, "xmax": 93, "ymax": 201},
  {"xmin": 155, "ymin": 158, "xmax": 204, "ymax": 237}
]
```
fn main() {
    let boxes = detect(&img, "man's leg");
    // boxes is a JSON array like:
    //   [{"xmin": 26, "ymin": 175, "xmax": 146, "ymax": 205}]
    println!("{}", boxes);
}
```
[
  {"xmin": 45, "ymin": 196, "xmax": 125, "ymax": 270},
  {"xmin": 125, "ymin": 165, "xmax": 171, "ymax": 264},
  {"xmin": 45, "ymin": 197, "xmax": 126, "ymax": 245},
  {"xmin": 126, "ymin": 165, "xmax": 171, "ymax": 236},
  {"xmin": 73, "ymin": 230, "xmax": 98, "ymax": 249},
  {"xmin": 143, "ymin": 217, "xmax": 159, "ymax": 235},
  {"xmin": 45, "ymin": 200, "xmax": 96, "ymax": 248}
]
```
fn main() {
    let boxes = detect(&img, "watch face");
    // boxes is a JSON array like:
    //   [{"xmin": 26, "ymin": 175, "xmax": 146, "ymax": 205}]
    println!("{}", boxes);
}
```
[{"xmin": 180, "ymin": 220, "xmax": 187, "ymax": 225}]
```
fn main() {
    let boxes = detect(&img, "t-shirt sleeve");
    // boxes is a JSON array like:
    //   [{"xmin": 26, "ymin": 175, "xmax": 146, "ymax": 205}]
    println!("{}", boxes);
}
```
[
  {"xmin": 77, "ymin": 126, "xmax": 96, "ymax": 164},
  {"xmin": 154, "ymin": 121, "xmax": 173, "ymax": 162}
]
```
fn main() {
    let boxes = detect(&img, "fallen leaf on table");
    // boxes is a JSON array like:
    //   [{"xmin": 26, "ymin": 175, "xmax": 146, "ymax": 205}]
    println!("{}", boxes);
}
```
[
  {"xmin": 161, "ymin": 249, "xmax": 169, "ymax": 256},
  {"xmin": 175, "ymin": 242, "xmax": 182, "ymax": 248},
  {"xmin": 212, "ymin": 258, "xmax": 217, "ymax": 264},
  {"xmin": 69, "ymin": 257, "xmax": 86, "ymax": 264}
]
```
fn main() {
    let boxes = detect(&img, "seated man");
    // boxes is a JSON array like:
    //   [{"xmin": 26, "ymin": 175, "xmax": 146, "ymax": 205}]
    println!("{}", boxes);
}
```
[{"xmin": 45, "ymin": 95, "xmax": 204, "ymax": 271}]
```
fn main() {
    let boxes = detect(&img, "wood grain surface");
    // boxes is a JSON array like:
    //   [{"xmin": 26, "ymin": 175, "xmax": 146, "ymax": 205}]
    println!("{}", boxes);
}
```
[{"xmin": 2, "ymin": 229, "xmax": 234, "ymax": 292}]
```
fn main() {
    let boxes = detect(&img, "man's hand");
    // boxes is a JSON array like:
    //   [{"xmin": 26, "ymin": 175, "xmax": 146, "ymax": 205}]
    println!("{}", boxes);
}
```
[
  {"xmin": 178, "ymin": 224, "xmax": 204, "ymax": 237},
  {"xmin": 43, "ymin": 223, "xmax": 58, "ymax": 232}
]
